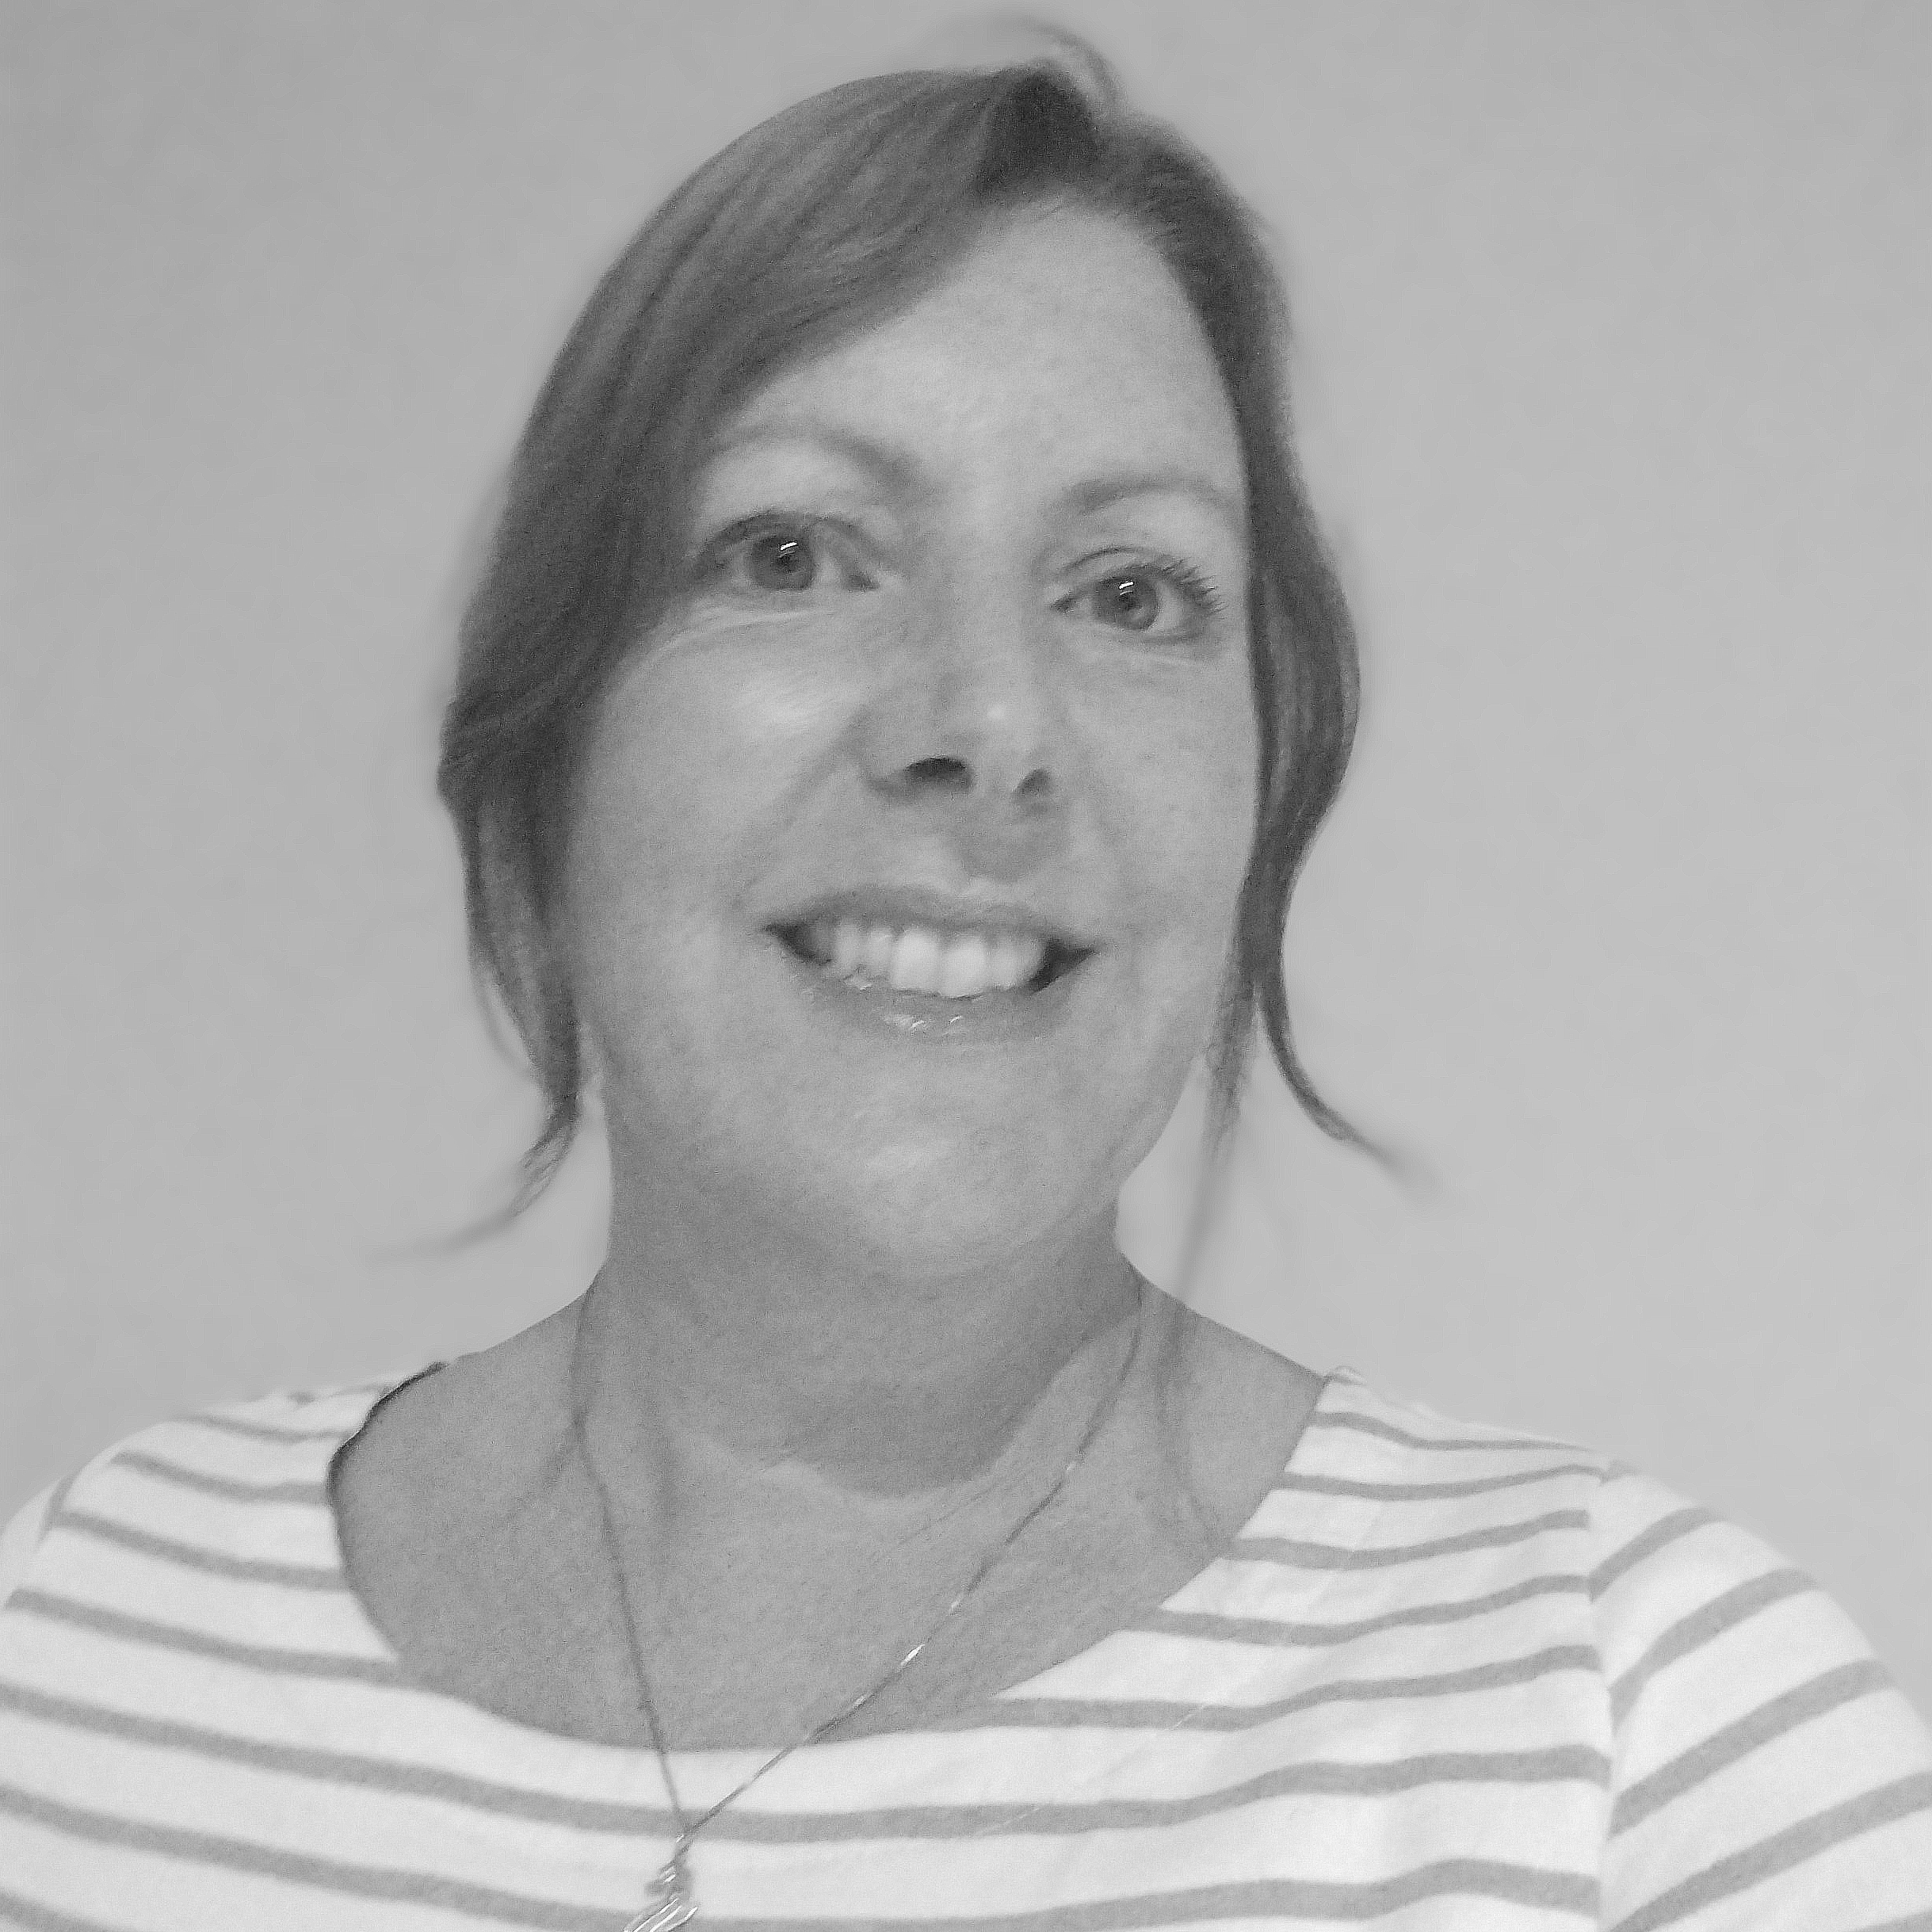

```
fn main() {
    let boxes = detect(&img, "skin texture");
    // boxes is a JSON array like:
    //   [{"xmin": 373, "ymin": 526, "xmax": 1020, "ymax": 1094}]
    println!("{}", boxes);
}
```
[{"xmin": 334, "ymin": 207, "xmax": 1324, "ymax": 1749}]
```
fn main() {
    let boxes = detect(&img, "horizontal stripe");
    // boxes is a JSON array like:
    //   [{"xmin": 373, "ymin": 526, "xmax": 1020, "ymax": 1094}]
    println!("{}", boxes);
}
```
[
  {"xmin": 983, "ymin": 1644, "xmax": 1602, "ymax": 1732},
  {"xmin": 1306, "ymin": 1411, "xmax": 1581, "ymax": 1455},
  {"xmin": 1151, "ymin": 1571, "xmax": 1588, "ymax": 1648},
  {"xmin": 0, "ymin": 1674, "xmax": 1609, "ymax": 1840},
  {"xmin": 1239, "ymin": 1508, "xmax": 1589, "ymax": 1569},
  {"xmin": 0, "ymin": 1781, "xmax": 612, "ymax": 1932},
  {"xmin": 1609, "ymin": 1569, "xmax": 1813, "ymax": 1723},
  {"xmin": 0, "ymin": 1885, "xmax": 124, "ymax": 1932},
  {"xmin": 0, "ymin": 1646, "xmax": 1609, "ymax": 1843},
  {"xmin": 0, "ymin": 1678, "xmax": 658, "ymax": 1835},
  {"xmin": 776, "ymin": 1747, "xmax": 1613, "ymax": 1838},
  {"xmin": 3, "ymin": 1587, "xmax": 1601, "ymax": 1728},
  {"xmin": 51, "ymin": 1510, "xmax": 348, "ymax": 1591},
  {"xmin": 1610, "ymin": 1659, "xmax": 1892, "ymax": 1834},
  {"xmin": 1589, "ymin": 1508, "xmax": 1719, "ymax": 1600},
  {"xmin": 167, "ymin": 1411, "xmax": 361, "ymax": 1445},
  {"xmin": 0, "ymin": 1647, "xmax": 1604, "ymax": 1839},
  {"xmin": 1606, "ymin": 1771, "xmax": 1932, "ymax": 1932},
  {"xmin": 1280, "ymin": 1462, "xmax": 1599, "ymax": 1501},
  {"xmin": 0, "ymin": 1785, "xmax": 1605, "ymax": 1925},
  {"xmin": 4, "ymin": 1588, "xmax": 403, "ymax": 1682},
  {"xmin": 105, "ymin": 1449, "xmax": 327, "ymax": 1506},
  {"xmin": 697, "ymin": 1860, "xmax": 1598, "ymax": 1930}
]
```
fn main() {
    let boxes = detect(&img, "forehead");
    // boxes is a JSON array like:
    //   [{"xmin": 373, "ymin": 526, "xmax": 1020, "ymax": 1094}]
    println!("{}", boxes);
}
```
[{"xmin": 706, "ymin": 207, "xmax": 1246, "ymax": 519}]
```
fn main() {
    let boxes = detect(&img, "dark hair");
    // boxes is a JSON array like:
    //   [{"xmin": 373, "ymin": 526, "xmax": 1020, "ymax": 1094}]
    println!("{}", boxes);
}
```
[{"xmin": 438, "ymin": 36, "xmax": 1366, "ymax": 1213}]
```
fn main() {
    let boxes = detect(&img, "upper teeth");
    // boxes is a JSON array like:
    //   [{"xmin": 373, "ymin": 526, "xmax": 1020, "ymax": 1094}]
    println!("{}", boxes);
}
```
[{"xmin": 805, "ymin": 918, "xmax": 1049, "ymax": 997}]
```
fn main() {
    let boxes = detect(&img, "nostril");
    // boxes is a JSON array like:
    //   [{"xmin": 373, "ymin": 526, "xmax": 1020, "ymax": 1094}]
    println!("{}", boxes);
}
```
[{"xmin": 905, "ymin": 756, "xmax": 972, "ymax": 791}]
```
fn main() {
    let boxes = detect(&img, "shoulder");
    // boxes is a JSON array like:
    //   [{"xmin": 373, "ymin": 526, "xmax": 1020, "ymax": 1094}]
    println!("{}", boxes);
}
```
[
  {"xmin": 1292, "ymin": 1365, "xmax": 1615, "ymax": 1544},
  {"xmin": 1582, "ymin": 1455, "xmax": 1926, "ymax": 1755},
  {"xmin": 0, "ymin": 1376, "xmax": 422, "ymax": 1614},
  {"xmin": 1321, "ymin": 1371, "xmax": 1932, "ymax": 1919},
  {"xmin": 1320, "ymin": 1365, "xmax": 1927, "ymax": 1724},
  {"xmin": 1273, "ymin": 1369, "xmax": 1615, "ymax": 1645},
  {"xmin": 1307, "ymin": 1365, "xmax": 1606, "ymax": 1472},
  {"xmin": 1583, "ymin": 1460, "xmax": 1932, "ymax": 1921}
]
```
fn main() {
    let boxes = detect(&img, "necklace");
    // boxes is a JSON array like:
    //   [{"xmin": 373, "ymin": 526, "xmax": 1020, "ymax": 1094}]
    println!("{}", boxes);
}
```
[{"xmin": 567, "ymin": 1270, "xmax": 1147, "ymax": 1930}]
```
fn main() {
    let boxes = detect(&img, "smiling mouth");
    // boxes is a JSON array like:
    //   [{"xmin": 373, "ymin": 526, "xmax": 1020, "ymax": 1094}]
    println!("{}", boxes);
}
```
[{"xmin": 769, "ymin": 916, "xmax": 1091, "ymax": 998}]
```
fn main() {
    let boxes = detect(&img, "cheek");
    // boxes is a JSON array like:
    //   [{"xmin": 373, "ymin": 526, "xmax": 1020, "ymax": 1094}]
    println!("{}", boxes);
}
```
[
  {"xmin": 574, "ymin": 629, "xmax": 846, "ymax": 894},
  {"xmin": 565, "ymin": 648, "xmax": 807, "ymax": 1018},
  {"xmin": 1116, "ymin": 672, "xmax": 1258, "ymax": 956}
]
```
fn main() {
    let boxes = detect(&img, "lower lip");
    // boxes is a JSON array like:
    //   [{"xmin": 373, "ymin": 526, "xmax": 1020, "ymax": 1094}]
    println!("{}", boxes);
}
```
[{"xmin": 766, "ymin": 934, "xmax": 1091, "ymax": 1044}]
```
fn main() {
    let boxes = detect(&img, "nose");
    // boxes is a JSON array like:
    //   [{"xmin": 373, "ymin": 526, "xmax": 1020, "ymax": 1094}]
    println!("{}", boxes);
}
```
[{"xmin": 857, "ymin": 586, "xmax": 1069, "ymax": 884}]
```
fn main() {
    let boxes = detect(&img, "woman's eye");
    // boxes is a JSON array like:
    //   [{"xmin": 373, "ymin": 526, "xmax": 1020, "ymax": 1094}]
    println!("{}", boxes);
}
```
[
  {"xmin": 1094, "ymin": 574, "xmax": 1164, "ymax": 631},
  {"xmin": 1067, "ymin": 561, "xmax": 1223, "ymax": 640},
  {"xmin": 701, "ymin": 517, "xmax": 873, "ymax": 598},
  {"xmin": 746, "ymin": 531, "xmax": 817, "ymax": 592}
]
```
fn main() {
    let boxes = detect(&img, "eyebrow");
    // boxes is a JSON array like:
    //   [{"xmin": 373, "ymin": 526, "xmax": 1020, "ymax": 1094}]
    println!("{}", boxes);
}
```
[{"xmin": 702, "ymin": 425, "xmax": 1246, "ymax": 536}]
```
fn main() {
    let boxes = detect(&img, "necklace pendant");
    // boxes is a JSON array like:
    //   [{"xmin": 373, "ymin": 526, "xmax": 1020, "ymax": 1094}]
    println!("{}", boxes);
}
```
[{"xmin": 624, "ymin": 1855, "xmax": 697, "ymax": 1931}]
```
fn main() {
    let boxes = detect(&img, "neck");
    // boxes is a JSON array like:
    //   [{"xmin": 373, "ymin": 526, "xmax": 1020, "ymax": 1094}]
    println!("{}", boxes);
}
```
[{"xmin": 574, "ymin": 1139, "xmax": 1143, "ymax": 1512}]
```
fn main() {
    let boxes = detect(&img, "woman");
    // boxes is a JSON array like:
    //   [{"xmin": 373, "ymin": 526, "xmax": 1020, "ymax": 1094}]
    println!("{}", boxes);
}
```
[{"xmin": 2, "ymin": 35, "xmax": 1927, "ymax": 1930}]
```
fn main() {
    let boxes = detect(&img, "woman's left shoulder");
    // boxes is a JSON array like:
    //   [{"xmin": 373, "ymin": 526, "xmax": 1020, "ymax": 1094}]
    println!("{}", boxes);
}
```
[
  {"xmin": 1319, "ymin": 1367, "xmax": 1926, "ymax": 1713},
  {"xmin": 1584, "ymin": 1456, "xmax": 1932, "ymax": 1917},
  {"xmin": 1326, "ymin": 1369, "xmax": 1932, "ymax": 1918}
]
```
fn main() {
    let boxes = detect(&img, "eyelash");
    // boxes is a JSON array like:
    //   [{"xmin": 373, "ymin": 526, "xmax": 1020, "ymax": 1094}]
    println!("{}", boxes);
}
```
[
  {"xmin": 1058, "ymin": 553, "xmax": 1226, "ymax": 642},
  {"xmin": 1113, "ymin": 555, "xmax": 1224, "ymax": 619}
]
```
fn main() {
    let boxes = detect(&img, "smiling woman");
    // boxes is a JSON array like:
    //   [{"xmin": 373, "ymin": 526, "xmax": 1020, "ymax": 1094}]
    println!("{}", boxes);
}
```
[
  {"xmin": 1, "ymin": 27, "xmax": 1928, "ymax": 1932},
  {"xmin": 437, "ymin": 51, "xmax": 1358, "ymax": 1231}
]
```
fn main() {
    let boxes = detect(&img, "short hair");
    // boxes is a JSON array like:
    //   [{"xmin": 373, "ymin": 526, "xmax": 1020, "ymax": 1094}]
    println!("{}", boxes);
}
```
[{"xmin": 437, "ymin": 36, "xmax": 1365, "ymax": 1212}]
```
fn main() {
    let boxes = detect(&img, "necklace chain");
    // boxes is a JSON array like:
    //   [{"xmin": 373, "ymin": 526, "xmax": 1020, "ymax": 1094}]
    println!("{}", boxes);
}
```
[{"xmin": 568, "ymin": 1272, "xmax": 1147, "ymax": 1927}]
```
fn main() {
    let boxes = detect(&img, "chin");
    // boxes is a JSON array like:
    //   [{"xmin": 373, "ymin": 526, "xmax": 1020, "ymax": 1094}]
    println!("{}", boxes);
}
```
[{"xmin": 805, "ymin": 1131, "xmax": 1112, "ymax": 1280}]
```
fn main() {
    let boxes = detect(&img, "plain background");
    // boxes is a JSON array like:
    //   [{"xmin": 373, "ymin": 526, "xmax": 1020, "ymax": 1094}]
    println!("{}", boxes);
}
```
[{"xmin": 3, "ymin": 1, "xmax": 1926, "ymax": 1714}]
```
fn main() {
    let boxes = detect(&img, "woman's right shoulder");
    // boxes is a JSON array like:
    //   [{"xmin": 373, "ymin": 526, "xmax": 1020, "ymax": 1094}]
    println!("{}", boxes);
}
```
[{"xmin": 0, "ymin": 1375, "xmax": 425, "ymax": 1613}]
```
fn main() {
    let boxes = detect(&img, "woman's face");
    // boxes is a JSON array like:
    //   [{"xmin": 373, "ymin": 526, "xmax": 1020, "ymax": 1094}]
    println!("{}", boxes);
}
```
[{"xmin": 570, "ymin": 205, "xmax": 1258, "ymax": 1277}]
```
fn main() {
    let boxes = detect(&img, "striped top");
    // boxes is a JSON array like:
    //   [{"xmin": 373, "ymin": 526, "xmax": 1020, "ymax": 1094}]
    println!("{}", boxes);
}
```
[{"xmin": 2, "ymin": 1367, "xmax": 1927, "ymax": 1930}]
